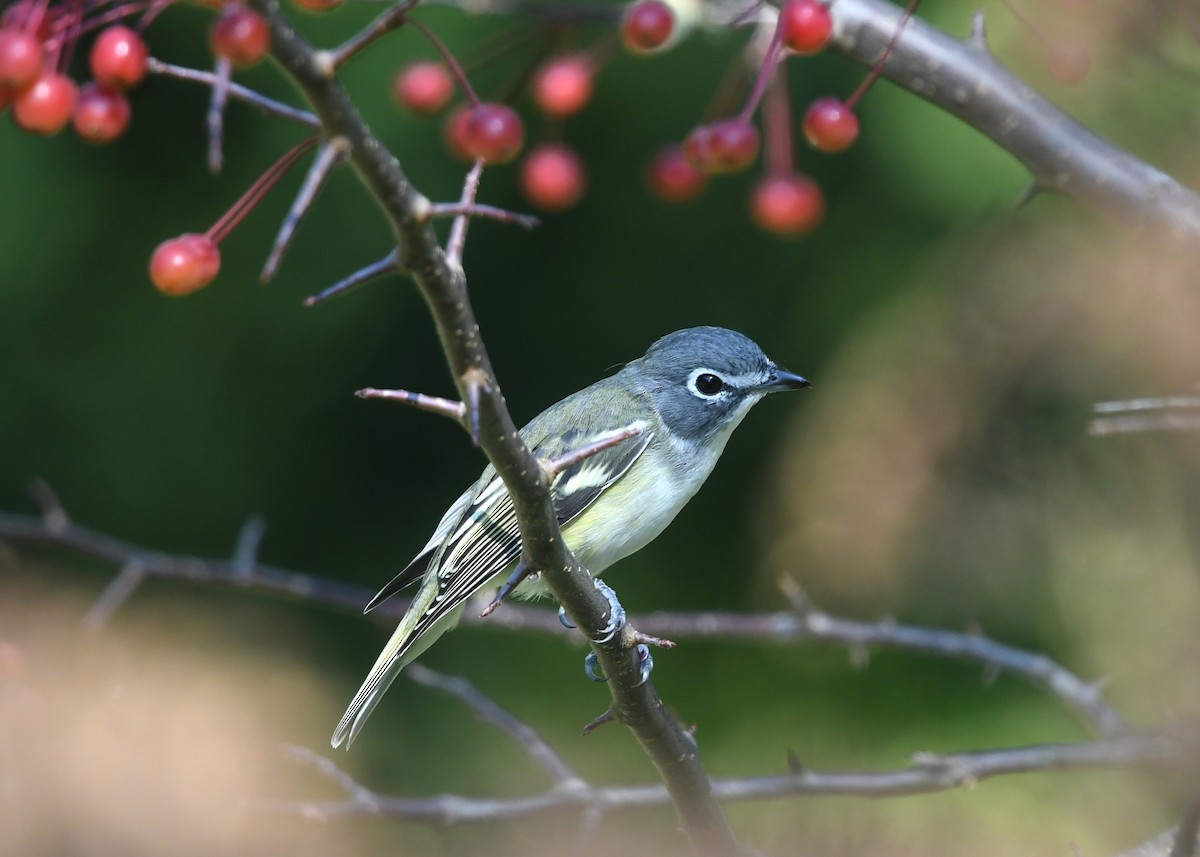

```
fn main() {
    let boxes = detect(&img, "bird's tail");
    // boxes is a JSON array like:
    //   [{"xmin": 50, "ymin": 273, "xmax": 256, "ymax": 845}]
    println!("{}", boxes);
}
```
[{"xmin": 331, "ymin": 581, "xmax": 458, "ymax": 749}]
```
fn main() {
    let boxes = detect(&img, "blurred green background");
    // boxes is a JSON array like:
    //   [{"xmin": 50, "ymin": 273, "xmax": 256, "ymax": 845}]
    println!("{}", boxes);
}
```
[{"xmin": 3, "ymin": 1, "xmax": 1200, "ymax": 854}]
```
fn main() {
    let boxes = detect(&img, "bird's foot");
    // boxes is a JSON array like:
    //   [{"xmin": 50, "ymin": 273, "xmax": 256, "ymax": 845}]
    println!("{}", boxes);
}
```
[
  {"xmin": 583, "ymin": 644, "xmax": 654, "ymax": 686},
  {"xmin": 557, "ymin": 606, "xmax": 575, "ymax": 630},
  {"xmin": 591, "ymin": 579, "xmax": 626, "ymax": 644}
]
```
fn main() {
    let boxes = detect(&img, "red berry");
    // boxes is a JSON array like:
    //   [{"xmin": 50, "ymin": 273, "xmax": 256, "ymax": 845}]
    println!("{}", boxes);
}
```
[
  {"xmin": 442, "ymin": 104, "xmax": 474, "ymax": 161},
  {"xmin": 531, "ymin": 55, "xmax": 593, "ymax": 117},
  {"xmin": 12, "ymin": 72, "xmax": 76, "ymax": 135},
  {"xmin": 645, "ymin": 146, "xmax": 707, "ymax": 203},
  {"xmin": 621, "ymin": 0, "xmax": 675, "ymax": 54},
  {"xmin": 0, "ymin": 27, "xmax": 43, "ymax": 93},
  {"xmin": 781, "ymin": 0, "xmax": 833, "ymax": 55},
  {"xmin": 462, "ymin": 103, "xmax": 524, "ymax": 164},
  {"xmin": 683, "ymin": 119, "xmax": 759, "ymax": 174},
  {"xmin": 393, "ymin": 61, "xmax": 454, "ymax": 115},
  {"xmin": 90, "ymin": 25, "xmax": 148, "ymax": 90},
  {"xmin": 750, "ymin": 173, "xmax": 824, "ymax": 236},
  {"xmin": 803, "ymin": 97, "xmax": 859, "ymax": 152},
  {"xmin": 150, "ymin": 234, "xmax": 221, "ymax": 296},
  {"xmin": 73, "ymin": 82, "xmax": 131, "ymax": 144},
  {"xmin": 520, "ymin": 144, "xmax": 587, "ymax": 211},
  {"xmin": 291, "ymin": 0, "xmax": 344, "ymax": 11},
  {"xmin": 210, "ymin": 4, "xmax": 270, "ymax": 68}
]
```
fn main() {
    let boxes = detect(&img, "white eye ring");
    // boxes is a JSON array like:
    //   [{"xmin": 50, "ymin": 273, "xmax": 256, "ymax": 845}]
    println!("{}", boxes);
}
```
[{"xmin": 688, "ymin": 368, "xmax": 727, "ymax": 398}]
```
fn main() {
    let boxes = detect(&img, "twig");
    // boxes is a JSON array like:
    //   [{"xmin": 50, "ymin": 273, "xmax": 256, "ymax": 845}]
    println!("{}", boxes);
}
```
[
  {"xmin": 446, "ymin": 160, "xmax": 485, "ymax": 270},
  {"xmin": 146, "ymin": 58, "xmax": 320, "ymax": 128},
  {"xmin": 231, "ymin": 515, "xmax": 266, "ymax": 578},
  {"xmin": 206, "ymin": 56, "xmax": 233, "ymax": 174},
  {"xmin": 355, "ymin": 387, "xmax": 467, "ymax": 423},
  {"xmin": 260, "ymin": 734, "xmax": 1183, "ymax": 823},
  {"xmin": 302, "ymin": 249, "xmax": 403, "ymax": 307},
  {"xmin": 542, "ymin": 424, "xmax": 645, "ymax": 478},
  {"xmin": 262, "ymin": 137, "xmax": 349, "ymax": 282},
  {"xmin": 328, "ymin": 0, "xmax": 417, "ymax": 70},
  {"xmin": 427, "ymin": 203, "xmax": 540, "ymax": 231},
  {"xmin": 80, "ymin": 559, "xmax": 146, "ymax": 631},
  {"xmin": 1090, "ymin": 396, "xmax": 1200, "ymax": 435},
  {"xmin": 406, "ymin": 664, "xmax": 585, "ymax": 788},
  {"xmin": 0, "ymin": 509, "xmax": 1126, "ymax": 737}
]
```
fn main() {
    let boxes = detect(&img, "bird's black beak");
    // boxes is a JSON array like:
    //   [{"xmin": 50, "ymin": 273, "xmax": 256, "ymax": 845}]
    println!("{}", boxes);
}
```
[{"xmin": 756, "ymin": 369, "xmax": 811, "ymax": 393}]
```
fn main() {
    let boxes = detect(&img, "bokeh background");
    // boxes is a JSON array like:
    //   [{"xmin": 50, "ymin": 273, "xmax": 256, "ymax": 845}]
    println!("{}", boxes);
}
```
[{"xmin": 3, "ymin": 1, "xmax": 1200, "ymax": 854}]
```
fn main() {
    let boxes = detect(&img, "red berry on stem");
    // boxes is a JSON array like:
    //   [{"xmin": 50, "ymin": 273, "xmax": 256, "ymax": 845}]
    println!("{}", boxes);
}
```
[
  {"xmin": 462, "ymin": 103, "xmax": 524, "ymax": 164},
  {"xmin": 0, "ymin": 27, "xmax": 43, "ymax": 92},
  {"xmin": 150, "ymin": 234, "xmax": 221, "ymax": 296},
  {"xmin": 684, "ymin": 119, "xmax": 760, "ymax": 174},
  {"xmin": 90, "ymin": 25, "xmax": 148, "ymax": 90},
  {"xmin": 393, "ymin": 61, "xmax": 454, "ymax": 115},
  {"xmin": 210, "ymin": 4, "xmax": 270, "ymax": 68},
  {"xmin": 442, "ymin": 104, "xmax": 474, "ymax": 161},
  {"xmin": 621, "ymin": 0, "xmax": 674, "ymax": 54},
  {"xmin": 751, "ymin": 173, "xmax": 824, "ymax": 236},
  {"xmin": 803, "ymin": 97, "xmax": 859, "ymax": 152},
  {"xmin": 520, "ymin": 144, "xmax": 587, "ymax": 211},
  {"xmin": 646, "ymin": 146, "xmax": 707, "ymax": 203},
  {"xmin": 73, "ymin": 82, "xmax": 131, "ymax": 143},
  {"xmin": 1, "ymin": 2, "xmax": 54, "ymax": 41},
  {"xmin": 531, "ymin": 55, "xmax": 593, "ymax": 117},
  {"xmin": 781, "ymin": 0, "xmax": 833, "ymax": 55},
  {"xmin": 12, "ymin": 72, "xmax": 77, "ymax": 135}
]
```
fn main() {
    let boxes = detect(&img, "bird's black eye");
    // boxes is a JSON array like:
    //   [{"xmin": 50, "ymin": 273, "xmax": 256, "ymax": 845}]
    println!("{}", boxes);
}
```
[{"xmin": 694, "ymin": 373, "xmax": 724, "ymax": 396}]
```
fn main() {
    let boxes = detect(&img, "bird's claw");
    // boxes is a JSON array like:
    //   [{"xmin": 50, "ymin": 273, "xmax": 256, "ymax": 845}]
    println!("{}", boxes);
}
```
[
  {"xmin": 592, "ymin": 579, "xmax": 626, "ymax": 644},
  {"xmin": 557, "ymin": 606, "xmax": 576, "ymax": 630},
  {"xmin": 585, "ymin": 651, "xmax": 606, "ymax": 682},
  {"xmin": 583, "ymin": 644, "xmax": 654, "ymax": 685}
]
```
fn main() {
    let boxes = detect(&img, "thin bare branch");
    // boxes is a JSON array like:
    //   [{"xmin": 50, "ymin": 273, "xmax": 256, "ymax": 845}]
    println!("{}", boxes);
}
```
[
  {"xmin": 261, "ymin": 734, "xmax": 1183, "ymax": 823},
  {"xmin": 1090, "ymin": 397, "xmax": 1200, "ymax": 435},
  {"xmin": 428, "ymin": 203, "xmax": 540, "ymax": 231},
  {"xmin": 206, "ymin": 56, "xmax": 233, "ymax": 174},
  {"xmin": 146, "ymin": 58, "xmax": 320, "ymax": 127},
  {"xmin": 355, "ymin": 387, "xmax": 467, "ymax": 423},
  {"xmin": 446, "ymin": 160, "xmax": 485, "ymax": 270},
  {"xmin": 0, "ymin": 509, "xmax": 1126, "ymax": 736},
  {"xmin": 328, "ymin": 0, "xmax": 417, "ymax": 69},
  {"xmin": 406, "ymin": 664, "xmax": 585, "ymax": 787},
  {"xmin": 302, "ymin": 249, "xmax": 403, "ymax": 307},
  {"xmin": 80, "ymin": 560, "xmax": 146, "ymax": 631},
  {"xmin": 542, "ymin": 424, "xmax": 645, "ymax": 478},
  {"xmin": 262, "ymin": 137, "xmax": 349, "ymax": 282}
]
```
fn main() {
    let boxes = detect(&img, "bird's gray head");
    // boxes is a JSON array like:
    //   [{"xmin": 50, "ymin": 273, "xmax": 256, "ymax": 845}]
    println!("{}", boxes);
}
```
[{"xmin": 625, "ymin": 326, "xmax": 809, "ymax": 442}]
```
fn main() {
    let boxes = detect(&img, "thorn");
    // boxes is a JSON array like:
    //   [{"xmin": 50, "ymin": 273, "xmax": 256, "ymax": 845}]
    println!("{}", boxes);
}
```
[
  {"xmin": 786, "ymin": 749, "xmax": 806, "ymax": 774},
  {"xmin": 633, "ymin": 630, "xmax": 676, "ymax": 650},
  {"xmin": 969, "ymin": 10, "xmax": 990, "ymax": 52},
  {"xmin": 262, "ymin": 138, "xmax": 348, "ymax": 283},
  {"xmin": 462, "ymin": 367, "xmax": 488, "ymax": 446},
  {"xmin": 446, "ymin": 159, "xmax": 486, "ymax": 269},
  {"xmin": 232, "ymin": 515, "xmax": 266, "ymax": 578},
  {"xmin": 581, "ymin": 707, "xmax": 615, "ymax": 736},
  {"xmin": 429, "ymin": 202, "xmax": 541, "ymax": 232},
  {"xmin": 303, "ymin": 248, "xmax": 403, "ymax": 307},
  {"xmin": 542, "ymin": 424, "xmax": 645, "ymax": 479},
  {"xmin": 480, "ymin": 562, "xmax": 534, "ymax": 617},
  {"xmin": 207, "ymin": 56, "xmax": 232, "ymax": 174},
  {"xmin": 1015, "ymin": 181, "xmax": 1043, "ymax": 209},
  {"xmin": 777, "ymin": 574, "xmax": 812, "ymax": 615}
]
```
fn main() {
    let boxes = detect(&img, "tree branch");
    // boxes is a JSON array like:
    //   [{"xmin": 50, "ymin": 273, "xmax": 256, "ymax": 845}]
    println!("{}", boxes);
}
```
[{"xmin": 829, "ymin": 0, "xmax": 1200, "ymax": 236}]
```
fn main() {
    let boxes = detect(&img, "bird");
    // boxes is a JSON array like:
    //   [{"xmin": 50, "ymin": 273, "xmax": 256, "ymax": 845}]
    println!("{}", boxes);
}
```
[{"xmin": 332, "ymin": 326, "xmax": 809, "ymax": 748}]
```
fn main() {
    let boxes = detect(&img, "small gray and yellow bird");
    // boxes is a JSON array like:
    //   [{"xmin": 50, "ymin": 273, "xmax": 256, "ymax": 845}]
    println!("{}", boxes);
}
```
[{"xmin": 332, "ymin": 326, "xmax": 809, "ymax": 748}]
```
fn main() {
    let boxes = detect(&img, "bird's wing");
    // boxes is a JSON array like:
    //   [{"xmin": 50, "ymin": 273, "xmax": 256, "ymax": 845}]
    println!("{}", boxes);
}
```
[
  {"xmin": 332, "ymin": 423, "xmax": 651, "ymax": 749},
  {"xmin": 363, "ymin": 483, "xmax": 480, "ymax": 613}
]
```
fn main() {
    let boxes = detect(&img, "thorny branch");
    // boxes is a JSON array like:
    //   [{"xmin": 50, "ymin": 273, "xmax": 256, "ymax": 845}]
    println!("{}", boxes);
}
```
[
  {"xmin": 259, "ymin": 664, "xmax": 1183, "ymax": 825},
  {"xmin": 0, "ymin": 505, "xmax": 1124, "ymax": 738}
]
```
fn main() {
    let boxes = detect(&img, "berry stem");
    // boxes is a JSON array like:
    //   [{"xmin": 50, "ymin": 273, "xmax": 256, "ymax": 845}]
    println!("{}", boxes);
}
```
[
  {"xmin": 764, "ymin": 66, "xmax": 793, "ymax": 174},
  {"xmin": 405, "ymin": 16, "xmax": 483, "ymax": 107},
  {"xmin": 843, "ymin": 0, "xmax": 921, "ymax": 109},
  {"xmin": 735, "ymin": 20, "xmax": 786, "ymax": 124},
  {"xmin": 205, "ymin": 134, "xmax": 320, "ymax": 245}
]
